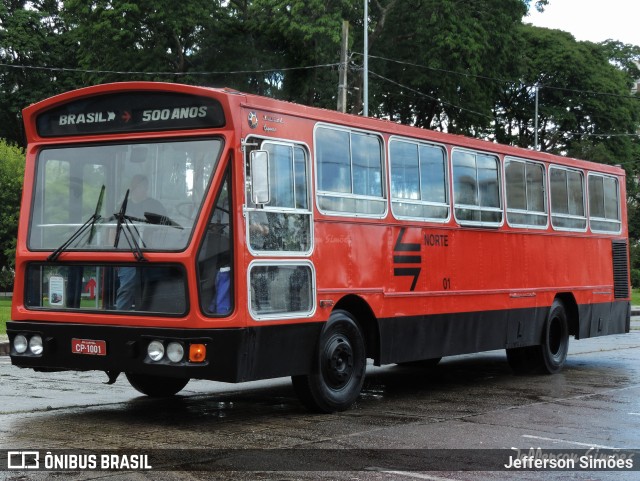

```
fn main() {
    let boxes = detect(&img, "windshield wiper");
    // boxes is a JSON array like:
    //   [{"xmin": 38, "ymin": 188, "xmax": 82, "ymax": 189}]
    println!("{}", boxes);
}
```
[
  {"xmin": 48, "ymin": 185, "xmax": 105, "ymax": 262},
  {"xmin": 113, "ymin": 189, "xmax": 147, "ymax": 262}
]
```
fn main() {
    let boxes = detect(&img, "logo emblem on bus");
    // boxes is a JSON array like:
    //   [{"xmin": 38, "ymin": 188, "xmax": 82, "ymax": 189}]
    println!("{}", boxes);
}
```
[
  {"xmin": 248, "ymin": 111, "xmax": 258, "ymax": 129},
  {"xmin": 393, "ymin": 227, "xmax": 422, "ymax": 291}
]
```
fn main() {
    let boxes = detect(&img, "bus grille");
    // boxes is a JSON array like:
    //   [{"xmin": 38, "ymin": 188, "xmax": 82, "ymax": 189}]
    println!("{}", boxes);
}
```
[{"xmin": 612, "ymin": 240, "xmax": 630, "ymax": 299}]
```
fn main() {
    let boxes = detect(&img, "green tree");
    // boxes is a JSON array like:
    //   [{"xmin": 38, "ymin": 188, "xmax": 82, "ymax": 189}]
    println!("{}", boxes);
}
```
[
  {"xmin": 493, "ymin": 26, "xmax": 640, "ymax": 250},
  {"xmin": 63, "ymin": 0, "xmax": 219, "ymax": 83},
  {"xmin": 0, "ymin": 0, "xmax": 80, "ymax": 145},
  {"xmin": 196, "ymin": 0, "xmax": 352, "ymax": 106},
  {"xmin": 0, "ymin": 140, "xmax": 25, "ymax": 276},
  {"xmin": 495, "ymin": 26, "xmax": 640, "ymax": 159},
  {"xmin": 358, "ymin": 0, "xmax": 530, "ymax": 134}
]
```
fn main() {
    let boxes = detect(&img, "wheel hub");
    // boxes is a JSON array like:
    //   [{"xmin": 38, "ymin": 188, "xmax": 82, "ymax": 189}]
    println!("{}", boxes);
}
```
[{"xmin": 323, "ymin": 335, "xmax": 354, "ymax": 389}]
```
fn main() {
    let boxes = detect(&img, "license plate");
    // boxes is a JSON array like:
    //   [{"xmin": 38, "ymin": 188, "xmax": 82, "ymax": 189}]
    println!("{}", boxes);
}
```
[{"xmin": 71, "ymin": 338, "xmax": 107, "ymax": 356}]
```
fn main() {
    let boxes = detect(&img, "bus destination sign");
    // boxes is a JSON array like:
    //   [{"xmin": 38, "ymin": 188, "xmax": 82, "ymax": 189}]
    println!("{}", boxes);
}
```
[{"xmin": 36, "ymin": 91, "xmax": 226, "ymax": 137}]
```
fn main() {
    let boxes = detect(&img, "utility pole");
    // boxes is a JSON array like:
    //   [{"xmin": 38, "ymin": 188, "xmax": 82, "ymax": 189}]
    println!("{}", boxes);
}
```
[
  {"xmin": 363, "ymin": 0, "xmax": 368, "ymax": 116},
  {"xmin": 337, "ymin": 20, "xmax": 349, "ymax": 113},
  {"xmin": 534, "ymin": 83, "xmax": 539, "ymax": 151}
]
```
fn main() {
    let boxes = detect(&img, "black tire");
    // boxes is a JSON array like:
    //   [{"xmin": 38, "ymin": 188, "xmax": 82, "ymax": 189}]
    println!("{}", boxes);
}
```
[
  {"xmin": 506, "ymin": 299, "xmax": 569, "ymax": 375},
  {"xmin": 292, "ymin": 310, "xmax": 366, "ymax": 413},
  {"xmin": 538, "ymin": 300, "xmax": 570, "ymax": 374},
  {"xmin": 125, "ymin": 372, "xmax": 189, "ymax": 397}
]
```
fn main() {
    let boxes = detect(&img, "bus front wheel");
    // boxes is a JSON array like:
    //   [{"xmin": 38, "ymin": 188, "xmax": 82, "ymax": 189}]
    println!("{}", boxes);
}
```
[
  {"xmin": 292, "ymin": 310, "xmax": 366, "ymax": 413},
  {"xmin": 125, "ymin": 372, "xmax": 189, "ymax": 397}
]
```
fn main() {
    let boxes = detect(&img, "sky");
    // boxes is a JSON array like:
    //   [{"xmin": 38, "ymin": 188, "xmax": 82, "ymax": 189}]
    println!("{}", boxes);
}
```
[{"xmin": 525, "ymin": 0, "xmax": 640, "ymax": 47}]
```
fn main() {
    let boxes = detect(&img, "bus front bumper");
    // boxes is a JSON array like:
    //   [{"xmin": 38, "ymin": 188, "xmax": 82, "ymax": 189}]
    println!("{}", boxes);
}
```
[{"xmin": 7, "ymin": 320, "xmax": 247, "ymax": 383}]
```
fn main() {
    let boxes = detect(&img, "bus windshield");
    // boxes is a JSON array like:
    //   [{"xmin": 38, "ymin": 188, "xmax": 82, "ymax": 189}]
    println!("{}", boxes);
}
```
[{"xmin": 29, "ymin": 138, "xmax": 223, "ymax": 252}]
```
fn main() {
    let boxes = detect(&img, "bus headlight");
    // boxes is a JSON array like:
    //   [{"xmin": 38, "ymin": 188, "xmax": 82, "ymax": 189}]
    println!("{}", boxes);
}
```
[
  {"xmin": 147, "ymin": 340, "xmax": 165, "ymax": 362},
  {"xmin": 166, "ymin": 342, "xmax": 184, "ymax": 363},
  {"xmin": 14, "ymin": 334, "xmax": 28, "ymax": 354},
  {"xmin": 29, "ymin": 335, "xmax": 44, "ymax": 355}
]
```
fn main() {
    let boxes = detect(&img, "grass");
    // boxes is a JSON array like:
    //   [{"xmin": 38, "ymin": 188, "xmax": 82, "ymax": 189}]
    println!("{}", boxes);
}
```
[
  {"xmin": 632, "ymin": 289, "xmax": 640, "ymax": 307},
  {"xmin": 0, "ymin": 297, "xmax": 10, "ymax": 336}
]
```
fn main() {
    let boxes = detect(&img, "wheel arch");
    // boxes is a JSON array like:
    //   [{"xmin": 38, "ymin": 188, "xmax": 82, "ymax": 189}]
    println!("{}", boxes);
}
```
[
  {"xmin": 334, "ymin": 294, "xmax": 381, "ymax": 365},
  {"xmin": 554, "ymin": 292, "xmax": 579, "ymax": 338}
]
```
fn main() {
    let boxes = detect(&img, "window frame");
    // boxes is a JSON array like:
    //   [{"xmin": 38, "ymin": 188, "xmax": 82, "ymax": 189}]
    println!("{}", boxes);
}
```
[
  {"xmin": 314, "ymin": 123, "xmax": 387, "ymax": 219},
  {"xmin": 549, "ymin": 165, "xmax": 587, "ymax": 233},
  {"xmin": 451, "ymin": 147, "xmax": 503, "ymax": 228},
  {"xmin": 388, "ymin": 136, "xmax": 451, "ymax": 223},
  {"xmin": 504, "ymin": 156, "xmax": 549, "ymax": 230},
  {"xmin": 29, "ymin": 138, "xmax": 223, "ymax": 253},
  {"xmin": 244, "ymin": 136, "xmax": 314, "ymax": 257},
  {"xmin": 247, "ymin": 260, "xmax": 317, "ymax": 321},
  {"xmin": 588, "ymin": 172, "xmax": 622, "ymax": 234}
]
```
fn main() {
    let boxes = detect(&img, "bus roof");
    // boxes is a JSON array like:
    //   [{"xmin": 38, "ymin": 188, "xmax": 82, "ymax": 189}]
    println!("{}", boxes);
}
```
[{"xmin": 23, "ymin": 81, "xmax": 625, "ymax": 177}]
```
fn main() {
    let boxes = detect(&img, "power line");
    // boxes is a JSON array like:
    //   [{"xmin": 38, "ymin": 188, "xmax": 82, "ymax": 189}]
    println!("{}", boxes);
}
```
[
  {"xmin": 555, "ymin": 130, "xmax": 640, "ymax": 138},
  {"xmin": 368, "ymin": 69, "xmax": 495, "ymax": 122},
  {"xmin": 2, "ymin": 58, "xmax": 638, "ymax": 140},
  {"xmin": 3, "ymin": 56, "xmax": 638, "ymax": 103},
  {"xmin": 0, "ymin": 61, "xmax": 342, "ymax": 76},
  {"xmin": 357, "ymin": 52, "xmax": 640, "ymax": 101},
  {"xmin": 370, "ymin": 69, "xmax": 640, "ymax": 140}
]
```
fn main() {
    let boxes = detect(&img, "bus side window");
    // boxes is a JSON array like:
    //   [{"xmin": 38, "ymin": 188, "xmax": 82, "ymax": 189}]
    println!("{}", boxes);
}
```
[
  {"xmin": 452, "ymin": 149, "xmax": 502, "ymax": 226},
  {"xmin": 505, "ymin": 158, "xmax": 547, "ymax": 228},
  {"xmin": 315, "ymin": 125, "xmax": 386, "ymax": 216},
  {"xmin": 588, "ymin": 173, "xmax": 621, "ymax": 233},
  {"xmin": 550, "ymin": 166, "xmax": 586, "ymax": 231}
]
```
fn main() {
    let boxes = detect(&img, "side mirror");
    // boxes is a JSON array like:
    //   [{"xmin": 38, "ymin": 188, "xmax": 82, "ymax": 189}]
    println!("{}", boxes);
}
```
[{"xmin": 250, "ymin": 150, "xmax": 270, "ymax": 205}]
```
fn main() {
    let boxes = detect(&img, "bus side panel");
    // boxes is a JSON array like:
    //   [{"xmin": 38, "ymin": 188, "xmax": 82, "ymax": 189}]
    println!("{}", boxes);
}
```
[
  {"xmin": 580, "ymin": 300, "xmax": 630, "ymax": 339},
  {"xmin": 376, "ymin": 306, "xmax": 547, "ymax": 365},
  {"xmin": 376, "ymin": 301, "xmax": 628, "ymax": 365},
  {"xmin": 238, "ymin": 322, "xmax": 324, "ymax": 380}
]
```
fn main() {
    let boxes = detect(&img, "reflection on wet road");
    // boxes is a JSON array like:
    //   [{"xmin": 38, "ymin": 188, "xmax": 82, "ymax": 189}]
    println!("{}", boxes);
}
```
[{"xmin": 1, "ymin": 331, "xmax": 639, "ymax": 480}]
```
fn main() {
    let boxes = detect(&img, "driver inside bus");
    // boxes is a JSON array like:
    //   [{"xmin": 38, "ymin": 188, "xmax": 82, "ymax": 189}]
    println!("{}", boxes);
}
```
[{"xmin": 115, "ymin": 175, "xmax": 165, "ymax": 310}]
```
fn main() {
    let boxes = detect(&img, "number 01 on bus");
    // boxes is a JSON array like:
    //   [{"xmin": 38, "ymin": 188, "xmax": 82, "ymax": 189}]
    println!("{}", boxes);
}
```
[{"xmin": 8, "ymin": 82, "xmax": 631, "ymax": 412}]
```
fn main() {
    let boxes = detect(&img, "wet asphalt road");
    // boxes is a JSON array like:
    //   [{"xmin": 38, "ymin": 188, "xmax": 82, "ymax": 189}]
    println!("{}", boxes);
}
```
[{"xmin": 0, "ymin": 327, "xmax": 639, "ymax": 481}]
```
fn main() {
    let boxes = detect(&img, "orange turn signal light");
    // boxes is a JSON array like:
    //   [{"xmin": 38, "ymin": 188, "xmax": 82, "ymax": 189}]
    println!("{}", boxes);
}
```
[{"xmin": 189, "ymin": 343, "xmax": 207, "ymax": 363}]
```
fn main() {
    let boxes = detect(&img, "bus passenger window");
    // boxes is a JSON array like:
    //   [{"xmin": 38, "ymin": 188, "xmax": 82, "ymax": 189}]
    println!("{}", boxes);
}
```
[
  {"xmin": 452, "ymin": 150, "xmax": 502, "ymax": 226},
  {"xmin": 245, "ymin": 140, "xmax": 312, "ymax": 255},
  {"xmin": 249, "ymin": 263, "xmax": 314, "ymax": 318},
  {"xmin": 588, "ymin": 174, "xmax": 621, "ymax": 233},
  {"xmin": 550, "ymin": 166, "xmax": 586, "ymax": 231},
  {"xmin": 315, "ymin": 126, "xmax": 386, "ymax": 216},
  {"xmin": 505, "ymin": 158, "xmax": 547, "ymax": 228},
  {"xmin": 390, "ymin": 139, "xmax": 449, "ymax": 221}
]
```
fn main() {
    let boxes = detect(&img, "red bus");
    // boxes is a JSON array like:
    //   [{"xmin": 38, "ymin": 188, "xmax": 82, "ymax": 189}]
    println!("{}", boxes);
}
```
[{"xmin": 8, "ymin": 82, "xmax": 630, "ymax": 412}]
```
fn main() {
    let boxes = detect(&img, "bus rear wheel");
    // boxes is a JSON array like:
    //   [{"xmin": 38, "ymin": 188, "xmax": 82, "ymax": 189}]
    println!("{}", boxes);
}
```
[
  {"xmin": 125, "ymin": 373, "xmax": 189, "ymax": 397},
  {"xmin": 507, "ymin": 299, "xmax": 569, "ymax": 375},
  {"xmin": 292, "ymin": 310, "xmax": 366, "ymax": 413}
]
